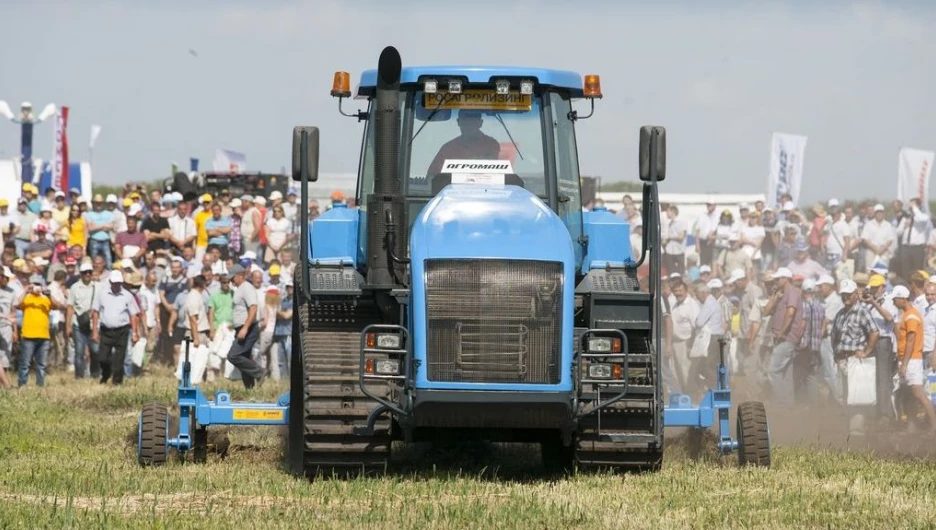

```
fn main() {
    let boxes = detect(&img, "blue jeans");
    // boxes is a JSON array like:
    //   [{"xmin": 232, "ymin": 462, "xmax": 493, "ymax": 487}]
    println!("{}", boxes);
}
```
[
  {"xmin": 274, "ymin": 335, "xmax": 291, "ymax": 378},
  {"xmin": 14, "ymin": 239, "xmax": 30, "ymax": 258},
  {"xmin": 768, "ymin": 340, "xmax": 797, "ymax": 405},
  {"xmin": 18, "ymin": 338, "xmax": 49, "ymax": 387},
  {"xmin": 72, "ymin": 324, "xmax": 99, "ymax": 379},
  {"xmin": 88, "ymin": 238, "xmax": 112, "ymax": 264},
  {"xmin": 826, "ymin": 253, "xmax": 842, "ymax": 271}
]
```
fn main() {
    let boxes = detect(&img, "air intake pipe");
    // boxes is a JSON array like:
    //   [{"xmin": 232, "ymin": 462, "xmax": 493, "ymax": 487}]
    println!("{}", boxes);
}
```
[{"xmin": 366, "ymin": 45, "xmax": 407, "ymax": 288}]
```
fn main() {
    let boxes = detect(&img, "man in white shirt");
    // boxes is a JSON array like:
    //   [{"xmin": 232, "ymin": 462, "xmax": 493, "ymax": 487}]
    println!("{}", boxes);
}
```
[
  {"xmin": 860, "ymin": 204, "xmax": 897, "ymax": 273},
  {"xmin": 896, "ymin": 198, "xmax": 931, "ymax": 281},
  {"xmin": 168, "ymin": 201, "xmax": 196, "ymax": 255},
  {"xmin": 668, "ymin": 280, "xmax": 700, "ymax": 391},
  {"xmin": 921, "ymin": 282, "xmax": 936, "ymax": 371},
  {"xmin": 694, "ymin": 201, "xmax": 718, "ymax": 268},
  {"xmin": 664, "ymin": 205, "xmax": 688, "ymax": 275},
  {"xmin": 824, "ymin": 207, "xmax": 853, "ymax": 271}
]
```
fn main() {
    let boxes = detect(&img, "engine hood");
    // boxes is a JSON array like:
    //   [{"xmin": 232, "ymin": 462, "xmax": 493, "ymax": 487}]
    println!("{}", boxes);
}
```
[
  {"xmin": 410, "ymin": 184, "xmax": 574, "ymax": 263},
  {"xmin": 409, "ymin": 184, "xmax": 576, "ymax": 392}
]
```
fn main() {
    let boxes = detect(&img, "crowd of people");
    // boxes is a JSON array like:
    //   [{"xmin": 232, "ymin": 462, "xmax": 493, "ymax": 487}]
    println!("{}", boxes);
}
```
[
  {"xmin": 0, "ymin": 182, "xmax": 347, "ymax": 390},
  {"xmin": 604, "ymin": 192, "xmax": 936, "ymax": 434}
]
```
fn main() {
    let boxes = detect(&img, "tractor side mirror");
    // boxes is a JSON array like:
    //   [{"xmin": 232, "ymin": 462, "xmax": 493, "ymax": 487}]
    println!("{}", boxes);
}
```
[
  {"xmin": 638, "ymin": 126, "xmax": 666, "ymax": 182},
  {"xmin": 291, "ymin": 126, "xmax": 320, "ymax": 182}
]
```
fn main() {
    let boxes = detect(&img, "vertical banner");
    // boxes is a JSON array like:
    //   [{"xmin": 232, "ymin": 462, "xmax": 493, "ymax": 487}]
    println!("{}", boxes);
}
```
[
  {"xmin": 897, "ymin": 147, "xmax": 934, "ymax": 208},
  {"xmin": 766, "ymin": 132, "xmax": 808, "ymax": 208},
  {"xmin": 52, "ymin": 106, "xmax": 69, "ymax": 192},
  {"xmin": 190, "ymin": 157, "xmax": 199, "ymax": 172},
  {"xmin": 213, "ymin": 148, "xmax": 246, "ymax": 173},
  {"xmin": 89, "ymin": 124, "xmax": 102, "ymax": 149},
  {"xmin": 21, "ymin": 121, "xmax": 34, "ymax": 185}
]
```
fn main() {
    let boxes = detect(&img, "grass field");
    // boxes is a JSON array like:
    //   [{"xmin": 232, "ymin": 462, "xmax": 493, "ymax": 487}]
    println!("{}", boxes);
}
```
[{"xmin": 2, "ymin": 367, "xmax": 936, "ymax": 530}]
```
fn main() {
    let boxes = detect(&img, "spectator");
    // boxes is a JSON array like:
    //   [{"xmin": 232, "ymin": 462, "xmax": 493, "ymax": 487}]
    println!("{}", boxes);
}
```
[
  {"xmin": 116, "ymin": 214, "xmax": 147, "ymax": 266},
  {"xmin": 693, "ymin": 280, "xmax": 727, "ymax": 392},
  {"xmin": 816, "ymin": 274, "xmax": 844, "ymax": 404},
  {"xmin": 158, "ymin": 257, "xmax": 188, "ymax": 364},
  {"xmin": 0, "ymin": 267, "xmax": 16, "ymax": 374},
  {"xmin": 228, "ymin": 198, "xmax": 243, "ymax": 257},
  {"xmin": 786, "ymin": 240, "xmax": 827, "ymax": 281},
  {"xmin": 256, "ymin": 285, "xmax": 282, "ymax": 380},
  {"xmin": 15, "ymin": 274, "xmax": 63, "ymax": 387},
  {"xmin": 209, "ymin": 273, "xmax": 234, "ymax": 338},
  {"xmin": 860, "ymin": 204, "xmax": 896, "ymax": 272},
  {"xmin": 694, "ymin": 201, "xmax": 718, "ymax": 268},
  {"xmin": 862, "ymin": 273, "xmax": 897, "ymax": 423},
  {"xmin": 716, "ymin": 233, "xmax": 752, "ymax": 280},
  {"xmin": 0, "ymin": 199, "xmax": 19, "ymax": 249},
  {"xmin": 240, "ymin": 195, "xmax": 262, "ymax": 257},
  {"xmin": 66, "ymin": 261, "xmax": 100, "ymax": 379},
  {"xmin": 138, "ymin": 269, "xmax": 162, "ymax": 365},
  {"xmin": 225, "ymin": 264, "xmax": 265, "ymax": 389},
  {"xmin": 168, "ymin": 200, "xmax": 196, "ymax": 255},
  {"xmin": 65, "ymin": 203, "xmax": 87, "ymax": 251},
  {"xmin": 663, "ymin": 205, "xmax": 687, "ymax": 275},
  {"xmin": 91, "ymin": 270, "xmax": 140, "ymax": 385},
  {"xmin": 141, "ymin": 202, "xmax": 171, "ymax": 255},
  {"xmin": 194, "ymin": 194, "xmax": 213, "ymax": 262},
  {"xmin": 889, "ymin": 285, "xmax": 936, "ymax": 433},
  {"xmin": 205, "ymin": 202, "xmax": 232, "ymax": 260},
  {"xmin": 25, "ymin": 225, "xmax": 54, "ymax": 261},
  {"xmin": 764, "ymin": 267, "xmax": 801, "ymax": 405},
  {"xmin": 85, "ymin": 194, "xmax": 115, "ymax": 264},
  {"xmin": 264, "ymin": 204, "xmax": 291, "ymax": 263},
  {"xmin": 275, "ymin": 279, "xmax": 294, "ymax": 378}
]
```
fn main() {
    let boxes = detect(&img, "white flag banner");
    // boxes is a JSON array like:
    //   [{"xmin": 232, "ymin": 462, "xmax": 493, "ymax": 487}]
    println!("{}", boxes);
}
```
[
  {"xmin": 213, "ymin": 148, "xmax": 246, "ymax": 173},
  {"xmin": 766, "ymin": 132, "xmax": 808, "ymax": 208},
  {"xmin": 89, "ymin": 124, "xmax": 102, "ymax": 149},
  {"xmin": 897, "ymin": 147, "xmax": 934, "ymax": 207}
]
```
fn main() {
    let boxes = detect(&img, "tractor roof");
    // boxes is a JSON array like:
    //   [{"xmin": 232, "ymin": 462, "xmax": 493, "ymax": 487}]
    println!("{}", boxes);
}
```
[{"xmin": 356, "ymin": 66, "xmax": 584, "ymax": 97}]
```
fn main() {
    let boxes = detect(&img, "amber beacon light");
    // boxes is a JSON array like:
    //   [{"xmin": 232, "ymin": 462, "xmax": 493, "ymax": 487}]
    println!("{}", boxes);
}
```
[
  {"xmin": 331, "ymin": 71, "xmax": 351, "ymax": 98},
  {"xmin": 583, "ymin": 74, "xmax": 602, "ymax": 98}
]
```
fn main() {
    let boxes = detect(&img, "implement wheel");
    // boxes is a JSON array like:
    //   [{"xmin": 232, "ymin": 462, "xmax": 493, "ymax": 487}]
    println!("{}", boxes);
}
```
[
  {"xmin": 736, "ymin": 401, "xmax": 770, "ymax": 468},
  {"xmin": 138, "ymin": 403, "xmax": 170, "ymax": 467}
]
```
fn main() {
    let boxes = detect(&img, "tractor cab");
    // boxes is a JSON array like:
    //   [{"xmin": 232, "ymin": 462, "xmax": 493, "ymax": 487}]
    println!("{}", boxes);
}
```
[{"xmin": 331, "ymin": 67, "xmax": 603, "ymax": 271}]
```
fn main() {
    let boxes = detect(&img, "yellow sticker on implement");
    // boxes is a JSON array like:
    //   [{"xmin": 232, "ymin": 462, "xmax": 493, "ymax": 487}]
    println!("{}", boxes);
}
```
[
  {"xmin": 233, "ymin": 409, "xmax": 284, "ymax": 421},
  {"xmin": 423, "ymin": 90, "xmax": 532, "ymax": 111}
]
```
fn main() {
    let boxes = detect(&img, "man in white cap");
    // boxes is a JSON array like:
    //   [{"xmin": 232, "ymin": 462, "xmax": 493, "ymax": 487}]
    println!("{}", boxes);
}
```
[
  {"xmin": 91, "ymin": 269, "xmax": 140, "ymax": 385},
  {"xmin": 890, "ymin": 285, "xmax": 936, "ymax": 432},
  {"xmin": 65, "ymin": 262, "xmax": 100, "ymax": 379},
  {"xmin": 691, "ymin": 279, "xmax": 727, "ymax": 392},
  {"xmin": 763, "ymin": 267, "xmax": 801, "ymax": 404},
  {"xmin": 895, "ymin": 198, "xmax": 931, "ymax": 282},
  {"xmin": 830, "ymin": 279, "xmax": 880, "ymax": 433},
  {"xmin": 693, "ymin": 200, "xmax": 718, "ymax": 268},
  {"xmin": 225, "ymin": 264, "xmax": 265, "ymax": 388},
  {"xmin": 860, "ymin": 204, "xmax": 896, "ymax": 273}
]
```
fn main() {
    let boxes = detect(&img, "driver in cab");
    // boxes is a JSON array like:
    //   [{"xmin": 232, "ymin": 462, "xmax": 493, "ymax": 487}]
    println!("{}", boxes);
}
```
[{"xmin": 427, "ymin": 109, "xmax": 501, "ymax": 176}]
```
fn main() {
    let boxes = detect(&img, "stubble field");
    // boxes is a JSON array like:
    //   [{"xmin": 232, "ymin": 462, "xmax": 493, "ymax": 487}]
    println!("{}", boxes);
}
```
[{"xmin": 1, "ymin": 366, "xmax": 935, "ymax": 530}]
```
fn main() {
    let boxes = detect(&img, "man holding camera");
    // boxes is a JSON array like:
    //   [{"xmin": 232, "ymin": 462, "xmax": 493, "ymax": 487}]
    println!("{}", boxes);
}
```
[
  {"xmin": 65, "ymin": 262, "xmax": 100, "ymax": 379},
  {"xmin": 862, "ymin": 273, "xmax": 897, "ymax": 422},
  {"xmin": 15, "ymin": 274, "xmax": 65, "ymax": 387}
]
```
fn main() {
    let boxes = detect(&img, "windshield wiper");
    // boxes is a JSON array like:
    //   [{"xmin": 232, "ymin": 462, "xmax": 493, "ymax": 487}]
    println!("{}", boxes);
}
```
[
  {"xmin": 493, "ymin": 113, "xmax": 524, "ymax": 161},
  {"xmin": 410, "ymin": 93, "xmax": 448, "ymax": 145}
]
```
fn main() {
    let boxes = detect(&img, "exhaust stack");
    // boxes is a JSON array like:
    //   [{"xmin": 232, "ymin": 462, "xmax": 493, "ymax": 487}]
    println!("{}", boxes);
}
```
[{"xmin": 366, "ymin": 45, "xmax": 406, "ymax": 288}]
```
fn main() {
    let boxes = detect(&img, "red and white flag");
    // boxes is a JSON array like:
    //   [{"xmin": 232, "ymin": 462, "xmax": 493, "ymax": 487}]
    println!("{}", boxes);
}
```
[
  {"xmin": 53, "ymin": 106, "xmax": 70, "ymax": 192},
  {"xmin": 897, "ymin": 147, "xmax": 934, "ymax": 208}
]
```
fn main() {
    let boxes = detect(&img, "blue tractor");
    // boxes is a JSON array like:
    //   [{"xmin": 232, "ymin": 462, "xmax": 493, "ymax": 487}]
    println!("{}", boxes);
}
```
[{"xmin": 136, "ymin": 45, "xmax": 770, "ymax": 473}]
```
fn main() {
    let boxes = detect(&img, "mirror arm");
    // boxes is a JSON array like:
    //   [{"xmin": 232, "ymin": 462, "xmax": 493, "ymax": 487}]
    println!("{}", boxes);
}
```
[
  {"xmin": 337, "ymin": 97, "xmax": 368, "ymax": 122},
  {"xmin": 298, "ymin": 130, "xmax": 313, "ymax": 303},
  {"xmin": 568, "ymin": 99, "xmax": 595, "ymax": 122}
]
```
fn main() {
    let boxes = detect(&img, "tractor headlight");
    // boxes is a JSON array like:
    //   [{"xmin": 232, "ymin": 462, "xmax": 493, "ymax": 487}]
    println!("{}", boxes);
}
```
[
  {"xmin": 495, "ymin": 79, "xmax": 510, "ymax": 95},
  {"xmin": 375, "ymin": 359, "xmax": 400, "ymax": 375},
  {"xmin": 424, "ymin": 79, "xmax": 438, "ymax": 94},
  {"xmin": 376, "ymin": 334, "xmax": 401, "ymax": 349},
  {"xmin": 520, "ymin": 80, "xmax": 533, "ymax": 95},
  {"xmin": 448, "ymin": 80, "xmax": 462, "ymax": 94},
  {"xmin": 586, "ymin": 336, "xmax": 622, "ymax": 353},
  {"xmin": 588, "ymin": 363, "xmax": 612, "ymax": 379},
  {"xmin": 588, "ymin": 337, "xmax": 612, "ymax": 353}
]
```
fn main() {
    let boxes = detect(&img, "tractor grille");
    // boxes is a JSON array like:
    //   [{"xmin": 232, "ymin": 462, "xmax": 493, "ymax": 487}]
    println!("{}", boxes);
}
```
[{"xmin": 425, "ymin": 259, "xmax": 563, "ymax": 384}]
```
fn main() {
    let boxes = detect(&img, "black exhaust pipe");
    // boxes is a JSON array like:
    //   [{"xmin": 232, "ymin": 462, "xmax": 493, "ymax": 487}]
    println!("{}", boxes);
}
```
[{"xmin": 366, "ymin": 45, "xmax": 406, "ymax": 288}]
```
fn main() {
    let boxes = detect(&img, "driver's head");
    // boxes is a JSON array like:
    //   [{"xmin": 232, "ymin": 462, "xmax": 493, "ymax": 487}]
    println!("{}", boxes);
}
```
[{"xmin": 457, "ymin": 110, "xmax": 483, "ymax": 133}]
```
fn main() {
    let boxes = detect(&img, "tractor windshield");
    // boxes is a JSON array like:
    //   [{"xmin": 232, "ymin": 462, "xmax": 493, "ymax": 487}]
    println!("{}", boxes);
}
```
[{"xmin": 405, "ymin": 90, "xmax": 547, "ymax": 198}]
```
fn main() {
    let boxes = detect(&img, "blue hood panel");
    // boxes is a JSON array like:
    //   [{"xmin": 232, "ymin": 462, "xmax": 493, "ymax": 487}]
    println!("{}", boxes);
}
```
[
  {"xmin": 411, "ymin": 185, "xmax": 575, "ymax": 262},
  {"xmin": 410, "ymin": 184, "xmax": 576, "ymax": 392}
]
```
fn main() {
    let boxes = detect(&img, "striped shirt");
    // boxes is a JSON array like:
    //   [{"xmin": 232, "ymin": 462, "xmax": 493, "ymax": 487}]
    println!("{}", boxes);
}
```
[{"xmin": 831, "ymin": 303, "xmax": 878, "ymax": 354}]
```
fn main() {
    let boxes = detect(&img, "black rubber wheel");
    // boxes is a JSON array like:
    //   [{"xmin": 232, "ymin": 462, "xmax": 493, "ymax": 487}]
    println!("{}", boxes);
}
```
[
  {"xmin": 541, "ymin": 436, "xmax": 575, "ymax": 475},
  {"xmin": 736, "ymin": 401, "xmax": 770, "ymax": 468},
  {"xmin": 138, "ymin": 403, "xmax": 170, "ymax": 467},
  {"xmin": 192, "ymin": 414, "xmax": 208, "ymax": 464}
]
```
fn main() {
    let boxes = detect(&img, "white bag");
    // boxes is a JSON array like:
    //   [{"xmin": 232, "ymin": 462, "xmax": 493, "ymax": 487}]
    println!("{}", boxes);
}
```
[
  {"xmin": 846, "ymin": 356, "xmax": 876, "ymax": 406},
  {"xmin": 175, "ymin": 343, "xmax": 210, "ymax": 385},
  {"xmin": 131, "ymin": 338, "xmax": 148, "ymax": 368},
  {"xmin": 689, "ymin": 326, "xmax": 712, "ymax": 359},
  {"xmin": 224, "ymin": 359, "xmax": 242, "ymax": 380}
]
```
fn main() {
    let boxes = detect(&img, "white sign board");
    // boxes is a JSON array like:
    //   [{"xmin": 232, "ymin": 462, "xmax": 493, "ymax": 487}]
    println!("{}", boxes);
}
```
[
  {"xmin": 766, "ymin": 132, "xmax": 807, "ymax": 208},
  {"xmin": 897, "ymin": 147, "xmax": 934, "ymax": 207},
  {"xmin": 442, "ymin": 159, "xmax": 513, "ymax": 186}
]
